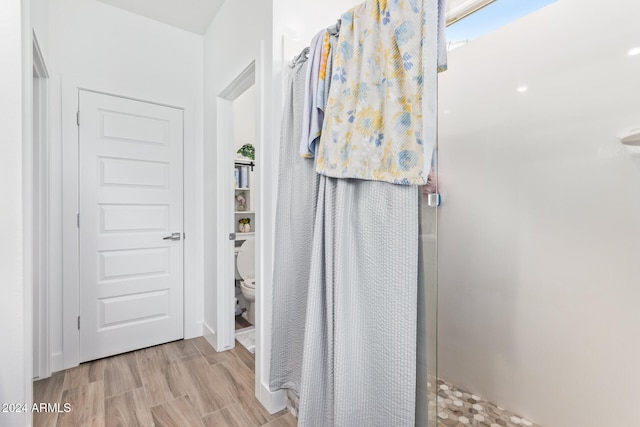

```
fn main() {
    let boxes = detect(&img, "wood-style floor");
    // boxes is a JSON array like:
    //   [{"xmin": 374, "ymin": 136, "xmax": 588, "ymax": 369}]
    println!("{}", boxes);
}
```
[
  {"xmin": 33, "ymin": 336, "xmax": 296, "ymax": 427},
  {"xmin": 235, "ymin": 315, "xmax": 252, "ymax": 331}
]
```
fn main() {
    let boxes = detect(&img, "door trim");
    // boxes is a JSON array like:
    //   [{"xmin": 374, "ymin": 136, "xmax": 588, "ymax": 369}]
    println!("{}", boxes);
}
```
[
  {"xmin": 61, "ymin": 76, "xmax": 202, "ymax": 370},
  {"xmin": 32, "ymin": 32, "xmax": 50, "ymax": 380},
  {"xmin": 211, "ymin": 62, "xmax": 256, "ymax": 353}
]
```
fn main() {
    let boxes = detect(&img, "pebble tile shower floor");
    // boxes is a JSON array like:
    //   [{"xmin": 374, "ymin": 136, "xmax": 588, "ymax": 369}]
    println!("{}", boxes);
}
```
[
  {"xmin": 286, "ymin": 377, "xmax": 540, "ymax": 427},
  {"xmin": 436, "ymin": 379, "xmax": 540, "ymax": 427}
]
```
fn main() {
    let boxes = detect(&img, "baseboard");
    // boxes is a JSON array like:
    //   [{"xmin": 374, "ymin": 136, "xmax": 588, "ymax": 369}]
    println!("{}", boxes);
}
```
[
  {"xmin": 257, "ymin": 381, "xmax": 287, "ymax": 415},
  {"xmin": 202, "ymin": 321, "xmax": 219, "ymax": 351},
  {"xmin": 185, "ymin": 321, "xmax": 203, "ymax": 340},
  {"xmin": 49, "ymin": 324, "xmax": 203, "ymax": 375},
  {"xmin": 50, "ymin": 352, "xmax": 64, "ymax": 373}
]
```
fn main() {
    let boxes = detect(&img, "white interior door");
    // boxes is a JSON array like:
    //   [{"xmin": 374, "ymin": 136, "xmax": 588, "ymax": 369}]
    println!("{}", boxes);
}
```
[{"xmin": 79, "ymin": 90, "xmax": 184, "ymax": 362}]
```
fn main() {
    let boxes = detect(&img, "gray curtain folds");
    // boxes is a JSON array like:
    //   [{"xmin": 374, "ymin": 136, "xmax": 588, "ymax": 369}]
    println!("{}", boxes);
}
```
[
  {"xmin": 298, "ymin": 177, "xmax": 419, "ymax": 427},
  {"xmin": 269, "ymin": 54, "xmax": 320, "ymax": 397}
]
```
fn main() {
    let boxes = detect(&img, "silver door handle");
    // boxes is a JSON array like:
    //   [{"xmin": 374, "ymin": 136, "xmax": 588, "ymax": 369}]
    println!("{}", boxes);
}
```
[{"xmin": 163, "ymin": 232, "xmax": 182, "ymax": 241}]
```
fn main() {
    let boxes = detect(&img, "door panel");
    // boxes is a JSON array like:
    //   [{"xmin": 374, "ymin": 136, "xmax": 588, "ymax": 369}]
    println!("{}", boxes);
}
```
[
  {"xmin": 100, "ymin": 204, "xmax": 169, "ymax": 233},
  {"xmin": 79, "ymin": 91, "xmax": 184, "ymax": 362},
  {"xmin": 100, "ymin": 157, "xmax": 169, "ymax": 188}
]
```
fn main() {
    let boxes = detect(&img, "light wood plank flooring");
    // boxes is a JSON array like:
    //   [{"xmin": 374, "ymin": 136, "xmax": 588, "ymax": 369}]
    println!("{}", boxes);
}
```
[
  {"xmin": 235, "ymin": 315, "xmax": 252, "ymax": 331},
  {"xmin": 33, "ymin": 337, "xmax": 296, "ymax": 427}
]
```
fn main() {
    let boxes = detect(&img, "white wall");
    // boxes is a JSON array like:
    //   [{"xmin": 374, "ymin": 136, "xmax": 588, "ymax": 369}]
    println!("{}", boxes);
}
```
[
  {"xmin": 233, "ymin": 85, "xmax": 257, "ymax": 152},
  {"xmin": 31, "ymin": 0, "xmax": 49, "ymax": 60},
  {"xmin": 202, "ymin": 0, "xmax": 273, "ymax": 407},
  {"xmin": 204, "ymin": 0, "xmax": 361, "ymax": 412},
  {"xmin": 0, "ymin": 0, "xmax": 32, "ymax": 425},
  {"xmin": 270, "ymin": 0, "xmax": 359, "ymax": 193},
  {"xmin": 271, "ymin": 0, "xmax": 356, "ymax": 152},
  {"xmin": 241, "ymin": 0, "xmax": 358, "ymax": 412},
  {"xmin": 48, "ymin": 0, "xmax": 204, "ymax": 370},
  {"xmin": 437, "ymin": 1, "xmax": 640, "ymax": 426}
]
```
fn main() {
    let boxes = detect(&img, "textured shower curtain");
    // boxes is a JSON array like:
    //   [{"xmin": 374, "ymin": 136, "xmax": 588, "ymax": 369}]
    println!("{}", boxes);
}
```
[
  {"xmin": 270, "ymin": 55, "xmax": 420, "ymax": 426},
  {"xmin": 270, "ymin": 53, "xmax": 319, "ymax": 399},
  {"xmin": 298, "ymin": 178, "xmax": 419, "ymax": 427},
  {"xmin": 270, "ymin": 0, "xmax": 444, "ymax": 423}
]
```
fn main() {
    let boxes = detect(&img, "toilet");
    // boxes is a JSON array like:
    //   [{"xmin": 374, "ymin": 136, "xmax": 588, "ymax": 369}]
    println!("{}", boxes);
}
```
[{"xmin": 236, "ymin": 239, "xmax": 256, "ymax": 324}]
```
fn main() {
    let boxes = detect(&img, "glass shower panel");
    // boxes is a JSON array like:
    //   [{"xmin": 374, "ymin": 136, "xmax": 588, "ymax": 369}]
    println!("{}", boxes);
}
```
[
  {"xmin": 435, "ymin": 1, "xmax": 640, "ymax": 426},
  {"xmin": 416, "ymin": 164, "xmax": 439, "ymax": 426}
]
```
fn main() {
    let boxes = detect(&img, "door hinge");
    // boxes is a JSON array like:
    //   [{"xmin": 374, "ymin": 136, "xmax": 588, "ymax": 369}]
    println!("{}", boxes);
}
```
[
  {"xmin": 183, "ymin": 232, "xmax": 186, "ymax": 240},
  {"xmin": 77, "ymin": 316, "xmax": 80, "ymax": 330},
  {"xmin": 76, "ymin": 111, "xmax": 80, "ymax": 126},
  {"xmin": 77, "ymin": 213, "xmax": 80, "ymax": 228}
]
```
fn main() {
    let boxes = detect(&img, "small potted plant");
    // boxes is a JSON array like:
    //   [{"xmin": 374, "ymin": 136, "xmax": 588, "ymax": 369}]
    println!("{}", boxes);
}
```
[
  {"xmin": 237, "ymin": 144, "xmax": 255, "ymax": 161},
  {"xmin": 238, "ymin": 217, "xmax": 251, "ymax": 233}
]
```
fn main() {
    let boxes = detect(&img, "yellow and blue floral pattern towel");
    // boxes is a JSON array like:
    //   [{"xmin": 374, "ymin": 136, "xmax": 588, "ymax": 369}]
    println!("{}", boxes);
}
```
[{"xmin": 316, "ymin": 0, "xmax": 446, "ymax": 186}]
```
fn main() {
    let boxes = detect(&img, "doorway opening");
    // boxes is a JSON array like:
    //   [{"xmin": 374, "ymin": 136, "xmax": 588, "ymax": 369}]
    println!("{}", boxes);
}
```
[
  {"xmin": 232, "ymin": 84, "xmax": 257, "ymax": 342},
  {"xmin": 215, "ymin": 62, "xmax": 257, "ymax": 354}
]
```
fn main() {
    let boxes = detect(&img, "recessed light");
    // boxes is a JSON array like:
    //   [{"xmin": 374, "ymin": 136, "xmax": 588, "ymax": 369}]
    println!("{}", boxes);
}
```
[
  {"xmin": 628, "ymin": 47, "xmax": 640, "ymax": 56},
  {"xmin": 517, "ymin": 86, "xmax": 528, "ymax": 93}
]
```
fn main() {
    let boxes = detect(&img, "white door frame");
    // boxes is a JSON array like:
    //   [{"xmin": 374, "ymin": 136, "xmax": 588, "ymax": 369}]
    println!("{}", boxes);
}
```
[
  {"xmin": 32, "ymin": 33, "xmax": 50, "ymax": 380},
  {"xmin": 61, "ymin": 76, "xmax": 202, "ymax": 369},
  {"xmin": 211, "ymin": 62, "xmax": 256, "ymax": 353},
  {"xmin": 207, "ymin": 42, "xmax": 285, "ymax": 412}
]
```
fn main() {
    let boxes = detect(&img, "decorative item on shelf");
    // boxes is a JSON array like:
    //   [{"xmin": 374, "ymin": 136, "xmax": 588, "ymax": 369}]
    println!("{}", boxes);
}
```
[
  {"xmin": 238, "ymin": 218, "xmax": 251, "ymax": 233},
  {"xmin": 236, "ymin": 192, "xmax": 247, "ymax": 211},
  {"xmin": 239, "ymin": 166, "xmax": 249, "ymax": 188},
  {"xmin": 234, "ymin": 167, "xmax": 240, "ymax": 188},
  {"xmin": 237, "ymin": 143, "xmax": 255, "ymax": 161}
]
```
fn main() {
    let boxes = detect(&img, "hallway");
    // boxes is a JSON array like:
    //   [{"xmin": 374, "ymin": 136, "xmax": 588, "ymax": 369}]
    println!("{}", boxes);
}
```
[{"xmin": 33, "ymin": 338, "xmax": 296, "ymax": 427}]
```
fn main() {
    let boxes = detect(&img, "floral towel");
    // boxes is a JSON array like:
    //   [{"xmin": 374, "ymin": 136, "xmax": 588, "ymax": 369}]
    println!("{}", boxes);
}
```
[{"xmin": 316, "ymin": 0, "xmax": 446, "ymax": 186}]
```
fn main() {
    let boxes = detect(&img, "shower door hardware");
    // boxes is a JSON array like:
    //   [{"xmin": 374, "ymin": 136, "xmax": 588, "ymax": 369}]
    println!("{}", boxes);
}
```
[
  {"xmin": 427, "ymin": 193, "xmax": 441, "ymax": 208},
  {"xmin": 162, "ymin": 232, "xmax": 182, "ymax": 241},
  {"xmin": 229, "ymin": 233, "xmax": 236, "ymax": 241}
]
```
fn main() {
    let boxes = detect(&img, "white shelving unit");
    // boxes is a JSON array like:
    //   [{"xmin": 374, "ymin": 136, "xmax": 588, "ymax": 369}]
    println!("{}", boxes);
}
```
[
  {"xmin": 236, "ymin": 232, "xmax": 255, "ymax": 240},
  {"xmin": 234, "ymin": 159, "xmax": 255, "ymax": 241}
]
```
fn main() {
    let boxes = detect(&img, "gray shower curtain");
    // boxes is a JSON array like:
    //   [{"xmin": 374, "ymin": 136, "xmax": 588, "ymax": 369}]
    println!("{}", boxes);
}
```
[
  {"xmin": 298, "ymin": 177, "xmax": 419, "ymax": 427},
  {"xmin": 269, "ymin": 52, "xmax": 319, "ymax": 399},
  {"xmin": 270, "ymin": 57, "xmax": 421, "ymax": 425},
  {"xmin": 270, "ymin": 54, "xmax": 421, "ymax": 427}
]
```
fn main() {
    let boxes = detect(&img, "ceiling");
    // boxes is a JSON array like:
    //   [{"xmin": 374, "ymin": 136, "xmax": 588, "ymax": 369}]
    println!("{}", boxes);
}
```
[
  {"xmin": 96, "ymin": 0, "xmax": 225, "ymax": 34},
  {"xmin": 95, "ymin": 0, "xmax": 488, "ymax": 35}
]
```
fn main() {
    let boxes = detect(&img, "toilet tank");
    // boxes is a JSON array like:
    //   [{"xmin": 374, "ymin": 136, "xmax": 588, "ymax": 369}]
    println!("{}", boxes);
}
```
[
  {"xmin": 234, "ymin": 247, "xmax": 242, "ymax": 280},
  {"xmin": 236, "ymin": 239, "xmax": 255, "ymax": 281}
]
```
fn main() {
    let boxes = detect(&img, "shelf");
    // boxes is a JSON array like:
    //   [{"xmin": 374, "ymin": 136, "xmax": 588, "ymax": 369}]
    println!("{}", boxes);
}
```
[
  {"xmin": 235, "ymin": 188, "xmax": 250, "ymax": 191},
  {"xmin": 234, "ymin": 159, "xmax": 255, "ymax": 171},
  {"xmin": 620, "ymin": 129, "xmax": 640, "ymax": 145},
  {"xmin": 235, "ymin": 211, "xmax": 255, "ymax": 214},
  {"xmin": 236, "ymin": 232, "xmax": 255, "ymax": 241}
]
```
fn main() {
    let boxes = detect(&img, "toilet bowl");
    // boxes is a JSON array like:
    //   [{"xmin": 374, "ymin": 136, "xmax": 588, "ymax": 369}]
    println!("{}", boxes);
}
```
[
  {"xmin": 236, "ymin": 239, "xmax": 256, "ymax": 324},
  {"xmin": 234, "ymin": 247, "xmax": 246, "ymax": 312}
]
